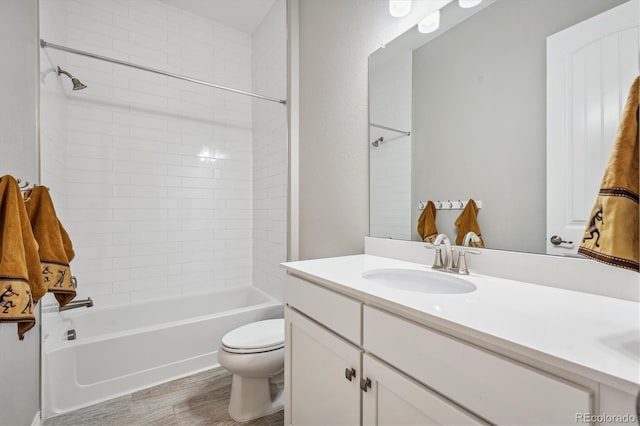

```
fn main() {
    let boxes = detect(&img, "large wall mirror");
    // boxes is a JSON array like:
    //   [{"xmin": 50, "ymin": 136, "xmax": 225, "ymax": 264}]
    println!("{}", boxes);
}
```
[{"xmin": 369, "ymin": 0, "xmax": 637, "ymax": 256}]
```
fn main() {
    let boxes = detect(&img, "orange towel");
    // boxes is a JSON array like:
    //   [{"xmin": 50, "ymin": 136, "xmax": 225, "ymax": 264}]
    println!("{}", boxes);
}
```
[
  {"xmin": 0, "ymin": 176, "xmax": 45, "ymax": 339},
  {"xmin": 454, "ymin": 199, "xmax": 484, "ymax": 247},
  {"xmin": 24, "ymin": 186, "xmax": 77, "ymax": 306},
  {"xmin": 417, "ymin": 201, "xmax": 439, "ymax": 242},
  {"xmin": 578, "ymin": 76, "xmax": 639, "ymax": 272}
]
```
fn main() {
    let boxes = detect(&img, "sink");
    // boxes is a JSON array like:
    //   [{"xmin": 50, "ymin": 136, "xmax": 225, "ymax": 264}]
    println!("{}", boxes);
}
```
[{"xmin": 361, "ymin": 268, "xmax": 477, "ymax": 294}]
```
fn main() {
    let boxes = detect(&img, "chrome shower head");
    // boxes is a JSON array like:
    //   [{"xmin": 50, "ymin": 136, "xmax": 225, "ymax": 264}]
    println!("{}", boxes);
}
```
[
  {"xmin": 371, "ymin": 136, "xmax": 384, "ymax": 147},
  {"xmin": 57, "ymin": 66, "xmax": 87, "ymax": 90}
]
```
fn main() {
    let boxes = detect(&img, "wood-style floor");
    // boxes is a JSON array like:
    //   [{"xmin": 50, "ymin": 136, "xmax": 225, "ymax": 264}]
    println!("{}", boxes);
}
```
[{"xmin": 44, "ymin": 368, "xmax": 284, "ymax": 426}]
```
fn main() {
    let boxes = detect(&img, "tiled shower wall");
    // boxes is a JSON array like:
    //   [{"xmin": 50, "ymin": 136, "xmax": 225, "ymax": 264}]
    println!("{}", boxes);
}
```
[
  {"xmin": 40, "ymin": 0, "xmax": 287, "ymax": 306},
  {"xmin": 369, "ymin": 52, "xmax": 412, "ymax": 240},
  {"xmin": 252, "ymin": 0, "xmax": 287, "ymax": 301},
  {"xmin": 40, "ymin": 0, "xmax": 70, "ymax": 308}
]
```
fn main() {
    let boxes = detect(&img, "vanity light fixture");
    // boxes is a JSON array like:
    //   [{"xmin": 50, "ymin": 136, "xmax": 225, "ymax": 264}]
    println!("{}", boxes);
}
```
[
  {"xmin": 458, "ymin": 0, "xmax": 482, "ymax": 8},
  {"xmin": 389, "ymin": 0, "xmax": 412, "ymax": 17},
  {"xmin": 418, "ymin": 10, "xmax": 440, "ymax": 33}
]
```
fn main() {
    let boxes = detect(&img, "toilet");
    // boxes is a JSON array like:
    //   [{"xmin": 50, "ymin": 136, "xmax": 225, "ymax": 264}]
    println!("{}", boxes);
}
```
[{"xmin": 218, "ymin": 318, "xmax": 285, "ymax": 422}]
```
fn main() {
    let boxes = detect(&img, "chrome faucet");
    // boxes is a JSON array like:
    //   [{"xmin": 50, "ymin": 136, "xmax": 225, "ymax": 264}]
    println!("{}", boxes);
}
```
[
  {"xmin": 432, "ymin": 233, "xmax": 453, "ymax": 270},
  {"xmin": 59, "ymin": 297, "xmax": 93, "ymax": 312},
  {"xmin": 462, "ymin": 231, "xmax": 481, "ymax": 247},
  {"xmin": 426, "ymin": 233, "xmax": 481, "ymax": 275}
]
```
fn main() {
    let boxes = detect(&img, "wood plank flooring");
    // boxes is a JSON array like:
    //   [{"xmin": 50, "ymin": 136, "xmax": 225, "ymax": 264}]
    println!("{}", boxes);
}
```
[{"xmin": 44, "ymin": 368, "xmax": 284, "ymax": 426}]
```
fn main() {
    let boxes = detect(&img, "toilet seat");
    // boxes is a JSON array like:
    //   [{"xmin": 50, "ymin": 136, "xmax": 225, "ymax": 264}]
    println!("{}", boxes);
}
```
[{"xmin": 221, "ymin": 319, "xmax": 284, "ymax": 354}]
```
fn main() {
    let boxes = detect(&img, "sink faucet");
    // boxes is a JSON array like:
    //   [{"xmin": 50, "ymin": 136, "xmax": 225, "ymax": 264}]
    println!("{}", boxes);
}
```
[
  {"xmin": 432, "ymin": 233, "xmax": 453, "ymax": 270},
  {"xmin": 426, "ymin": 233, "xmax": 481, "ymax": 275},
  {"xmin": 462, "ymin": 231, "xmax": 481, "ymax": 246},
  {"xmin": 59, "ymin": 297, "xmax": 93, "ymax": 312}
]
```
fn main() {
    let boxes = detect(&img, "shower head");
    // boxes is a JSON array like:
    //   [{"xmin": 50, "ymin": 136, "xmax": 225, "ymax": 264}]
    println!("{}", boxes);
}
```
[
  {"xmin": 371, "ymin": 136, "xmax": 384, "ymax": 147},
  {"xmin": 57, "ymin": 66, "xmax": 87, "ymax": 90}
]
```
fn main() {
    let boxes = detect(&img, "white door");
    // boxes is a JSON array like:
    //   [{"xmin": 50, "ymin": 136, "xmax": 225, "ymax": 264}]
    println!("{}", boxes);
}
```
[
  {"xmin": 361, "ymin": 354, "xmax": 484, "ymax": 425},
  {"xmin": 285, "ymin": 307, "xmax": 361, "ymax": 426},
  {"xmin": 546, "ymin": 0, "xmax": 638, "ymax": 255}
]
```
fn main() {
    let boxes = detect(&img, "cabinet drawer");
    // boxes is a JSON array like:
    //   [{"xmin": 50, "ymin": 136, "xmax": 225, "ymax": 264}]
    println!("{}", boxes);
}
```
[
  {"xmin": 285, "ymin": 274, "xmax": 361, "ymax": 344},
  {"xmin": 363, "ymin": 306, "xmax": 592, "ymax": 425}
]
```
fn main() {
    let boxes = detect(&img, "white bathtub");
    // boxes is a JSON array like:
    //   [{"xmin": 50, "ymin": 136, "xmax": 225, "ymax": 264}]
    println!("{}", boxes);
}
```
[{"xmin": 42, "ymin": 286, "xmax": 283, "ymax": 419}]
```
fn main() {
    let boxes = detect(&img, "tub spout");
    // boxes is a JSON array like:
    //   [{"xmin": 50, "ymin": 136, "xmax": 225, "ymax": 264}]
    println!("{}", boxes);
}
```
[{"xmin": 59, "ymin": 297, "xmax": 93, "ymax": 312}]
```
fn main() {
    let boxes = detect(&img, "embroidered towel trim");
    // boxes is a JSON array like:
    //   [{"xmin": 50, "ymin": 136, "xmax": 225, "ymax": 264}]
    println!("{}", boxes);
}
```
[
  {"xmin": 0, "ymin": 176, "xmax": 43, "ymax": 339},
  {"xmin": 24, "ymin": 186, "xmax": 77, "ymax": 306},
  {"xmin": 577, "ymin": 76, "xmax": 639, "ymax": 272}
]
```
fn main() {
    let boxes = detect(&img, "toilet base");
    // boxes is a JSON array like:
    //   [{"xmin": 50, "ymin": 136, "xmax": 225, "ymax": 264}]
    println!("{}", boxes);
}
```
[{"xmin": 228, "ymin": 372, "xmax": 284, "ymax": 422}]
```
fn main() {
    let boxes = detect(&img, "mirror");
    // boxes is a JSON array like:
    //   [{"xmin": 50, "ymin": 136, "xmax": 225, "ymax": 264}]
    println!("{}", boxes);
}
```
[{"xmin": 369, "ymin": 0, "xmax": 633, "ymax": 255}]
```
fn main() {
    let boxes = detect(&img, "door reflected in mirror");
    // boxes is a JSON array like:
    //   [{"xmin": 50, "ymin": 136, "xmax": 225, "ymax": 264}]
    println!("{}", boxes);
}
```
[{"xmin": 369, "ymin": 0, "xmax": 637, "ymax": 255}]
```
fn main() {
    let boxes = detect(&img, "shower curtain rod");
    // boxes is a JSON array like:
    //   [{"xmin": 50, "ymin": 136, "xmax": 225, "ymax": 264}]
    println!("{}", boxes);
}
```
[
  {"xmin": 40, "ymin": 39, "xmax": 287, "ymax": 105},
  {"xmin": 370, "ymin": 123, "xmax": 411, "ymax": 136}
]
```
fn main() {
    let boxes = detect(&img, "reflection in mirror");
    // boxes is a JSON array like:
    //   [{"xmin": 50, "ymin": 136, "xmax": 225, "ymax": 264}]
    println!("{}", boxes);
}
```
[{"xmin": 369, "ymin": 0, "xmax": 636, "ymax": 255}]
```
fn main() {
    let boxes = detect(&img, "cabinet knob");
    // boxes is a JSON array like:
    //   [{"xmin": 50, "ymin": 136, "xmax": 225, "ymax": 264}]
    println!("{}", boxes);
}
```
[
  {"xmin": 344, "ymin": 367, "xmax": 356, "ymax": 382},
  {"xmin": 360, "ymin": 377, "xmax": 371, "ymax": 392}
]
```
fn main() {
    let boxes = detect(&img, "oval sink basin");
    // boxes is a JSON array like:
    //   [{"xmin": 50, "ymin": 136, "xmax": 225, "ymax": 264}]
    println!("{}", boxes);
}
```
[{"xmin": 362, "ymin": 268, "xmax": 476, "ymax": 294}]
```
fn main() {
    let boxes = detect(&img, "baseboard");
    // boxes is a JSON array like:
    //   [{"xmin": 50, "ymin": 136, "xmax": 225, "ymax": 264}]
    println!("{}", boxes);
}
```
[{"xmin": 31, "ymin": 411, "xmax": 41, "ymax": 426}]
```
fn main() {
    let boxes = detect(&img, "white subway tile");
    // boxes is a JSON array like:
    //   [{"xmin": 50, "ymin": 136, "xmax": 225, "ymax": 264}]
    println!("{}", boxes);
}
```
[
  {"xmin": 90, "ymin": 292, "xmax": 131, "ymax": 308},
  {"xmin": 67, "ymin": 0, "xmax": 114, "ymax": 25},
  {"xmin": 129, "ymin": 286, "xmax": 182, "ymax": 304},
  {"xmin": 41, "ymin": 0, "xmax": 288, "ymax": 307}
]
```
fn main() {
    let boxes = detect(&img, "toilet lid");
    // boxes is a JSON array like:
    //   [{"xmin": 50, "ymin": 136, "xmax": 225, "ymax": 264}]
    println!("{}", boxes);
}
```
[{"xmin": 222, "ymin": 318, "xmax": 284, "ymax": 351}]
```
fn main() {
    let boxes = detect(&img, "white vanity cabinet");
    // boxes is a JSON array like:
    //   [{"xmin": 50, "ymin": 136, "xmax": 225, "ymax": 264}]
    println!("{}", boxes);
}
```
[
  {"xmin": 284, "ymin": 271, "xmax": 637, "ymax": 426},
  {"xmin": 285, "ymin": 307, "xmax": 361, "ymax": 425},
  {"xmin": 285, "ymin": 274, "xmax": 483, "ymax": 425},
  {"xmin": 363, "ymin": 306, "xmax": 592, "ymax": 425}
]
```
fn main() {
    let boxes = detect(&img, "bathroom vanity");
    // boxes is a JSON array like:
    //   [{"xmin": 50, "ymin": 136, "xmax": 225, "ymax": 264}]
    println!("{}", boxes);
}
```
[{"xmin": 282, "ymin": 253, "xmax": 639, "ymax": 426}]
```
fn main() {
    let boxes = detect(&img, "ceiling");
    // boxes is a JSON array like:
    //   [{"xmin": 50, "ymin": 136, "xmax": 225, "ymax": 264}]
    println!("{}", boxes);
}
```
[{"xmin": 157, "ymin": 0, "xmax": 278, "ymax": 34}]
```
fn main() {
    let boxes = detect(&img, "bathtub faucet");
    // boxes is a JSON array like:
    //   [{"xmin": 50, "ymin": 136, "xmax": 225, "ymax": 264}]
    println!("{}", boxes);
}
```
[{"xmin": 59, "ymin": 297, "xmax": 93, "ymax": 312}]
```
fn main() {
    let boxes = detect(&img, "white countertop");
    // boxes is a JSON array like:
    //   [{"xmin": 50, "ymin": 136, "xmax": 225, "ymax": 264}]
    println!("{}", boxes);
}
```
[{"xmin": 282, "ymin": 254, "xmax": 640, "ymax": 388}]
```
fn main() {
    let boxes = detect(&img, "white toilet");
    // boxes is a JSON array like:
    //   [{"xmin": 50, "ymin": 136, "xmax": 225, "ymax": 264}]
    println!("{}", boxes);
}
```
[{"xmin": 218, "ymin": 318, "xmax": 285, "ymax": 422}]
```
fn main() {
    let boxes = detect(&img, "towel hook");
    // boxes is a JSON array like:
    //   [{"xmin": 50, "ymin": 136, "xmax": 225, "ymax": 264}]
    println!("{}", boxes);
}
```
[
  {"xmin": 447, "ymin": 200, "xmax": 452, "ymax": 208},
  {"xmin": 17, "ymin": 179, "xmax": 29, "ymax": 190},
  {"xmin": 436, "ymin": 200, "xmax": 442, "ymax": 209},
  {"xmin": 458, "ymin": 200, "xmax": 463, "ymax": 208}
]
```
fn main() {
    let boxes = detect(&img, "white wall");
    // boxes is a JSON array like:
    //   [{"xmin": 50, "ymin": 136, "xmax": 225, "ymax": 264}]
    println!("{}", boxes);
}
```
[
  {"xmin": 40, "ymin": 0, "xmax": 257, "ymax": 307},
  {"xmin": 0, "ymin": 1, "xmax": 41, "ymax": 424},
  {"xmin": 252, "ymin": 0, "xmax": 288, "ymax": 300},
  {"xmin": 296, "ymin": 0, "xmax": 438, "ymax": 259}
]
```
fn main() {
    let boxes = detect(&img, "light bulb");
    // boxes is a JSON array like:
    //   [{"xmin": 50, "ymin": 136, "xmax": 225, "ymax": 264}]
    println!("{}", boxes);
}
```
[
  {"xmin": 458, "ymin": 0, "xmax": 482, "ymax": 8},
  {"xmin": 389, "ymin": 0, "xmax": 412, "ymax": 17},
  {"xmin": 418, "ymin": 10, "xmax": 440, "ymax": 33}
]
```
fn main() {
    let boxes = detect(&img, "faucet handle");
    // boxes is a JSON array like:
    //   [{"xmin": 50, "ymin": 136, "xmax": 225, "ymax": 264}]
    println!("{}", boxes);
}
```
[
  {"xmin": 424, "ymin": 244, "xmax": 445, "ymax": 270},
  {"xmin": 456, "ymin": 249, "xmax": 481, "ymax": 275}
]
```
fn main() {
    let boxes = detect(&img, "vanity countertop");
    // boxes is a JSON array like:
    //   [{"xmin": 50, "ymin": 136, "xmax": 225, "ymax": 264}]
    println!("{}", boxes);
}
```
[{"xmin": 282, "ymin": 254, "xmax": 640, "ymax": 389}]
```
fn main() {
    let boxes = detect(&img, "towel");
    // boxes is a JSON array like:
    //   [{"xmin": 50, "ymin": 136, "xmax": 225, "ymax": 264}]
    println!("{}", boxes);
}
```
[
  {"xmin": 577, "ymin": 77, "xmax": 639, "ymax": 272},
  {"xmin": 24, "ymin": 186, "xmax": 77, "ymax": 306},
  {"xmin": 417, "ymin": 200, "xmax": 439, "ymax": 242},
  {"xmin": 0, "ymin": 176, "xmax": 45, "ymax": 339},
  {"xmin": 454, "ymin": 199, "xmax": 484, "ymax": 248}
]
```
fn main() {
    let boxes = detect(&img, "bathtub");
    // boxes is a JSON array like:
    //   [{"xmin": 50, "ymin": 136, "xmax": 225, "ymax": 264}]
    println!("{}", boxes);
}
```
[{"xmin": 42, "ymin": 286, "xmax": 283, "ymax": 419}]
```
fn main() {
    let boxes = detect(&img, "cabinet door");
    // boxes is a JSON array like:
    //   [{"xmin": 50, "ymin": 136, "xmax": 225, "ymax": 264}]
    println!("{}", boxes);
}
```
[
  {"xmin": 362, "ymin": 354, "xmax": 485, "ymax": 426},
  {"xmin": 285, "ymin": 306, "xmax": 361, "ymax": 426}
]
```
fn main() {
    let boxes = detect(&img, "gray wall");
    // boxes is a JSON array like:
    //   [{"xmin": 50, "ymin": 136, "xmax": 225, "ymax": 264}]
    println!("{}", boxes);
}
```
[
  {"xmin": 0, "ymin": 0, "xmax": 41, "ymax": 425},
  {"xmin": 297, "ymin": 0, "xmax": 433, "ymax": 259},
  {"xmin": 411, "ymin": 0, "xmax": 626, "ymax": 253}
]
